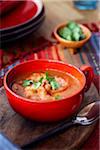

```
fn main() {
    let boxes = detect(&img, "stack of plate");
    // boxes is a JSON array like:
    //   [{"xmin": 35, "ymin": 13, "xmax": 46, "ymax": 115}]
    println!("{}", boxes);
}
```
[{"xmin": 0, "ymin": 0, "xmax": 45, "ymax": 44}]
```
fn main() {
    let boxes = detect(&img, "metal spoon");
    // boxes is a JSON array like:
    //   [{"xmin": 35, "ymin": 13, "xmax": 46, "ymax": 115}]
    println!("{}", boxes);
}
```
[{"xmin": 22, "ymin": 101, "xmax": 100, "ymax": 149}]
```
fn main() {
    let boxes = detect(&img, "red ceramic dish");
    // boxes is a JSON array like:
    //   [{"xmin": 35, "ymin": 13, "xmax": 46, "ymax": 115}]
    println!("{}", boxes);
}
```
[
  {"xmin": 0, "ymin": 0, "xmax": 43, "ymax": 30},
  {"xmin": 4, "ymin": 60, "xmax": 94, "ymax": 122},
  {"xmin": 0, "ymin": 1, "xmax": 21, "ymax": 15}
]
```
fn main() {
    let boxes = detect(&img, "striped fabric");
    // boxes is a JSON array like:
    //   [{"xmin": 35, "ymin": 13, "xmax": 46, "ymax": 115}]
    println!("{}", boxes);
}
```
[{"xmin": 0, "ymin": 22, "xmax": 100, "ymax": 87}]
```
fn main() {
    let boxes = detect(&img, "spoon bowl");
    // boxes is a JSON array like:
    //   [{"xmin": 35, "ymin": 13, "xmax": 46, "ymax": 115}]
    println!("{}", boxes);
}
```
[{"xmin": 74, "ymin": 101, "xmax": 100, "ymax": 125}]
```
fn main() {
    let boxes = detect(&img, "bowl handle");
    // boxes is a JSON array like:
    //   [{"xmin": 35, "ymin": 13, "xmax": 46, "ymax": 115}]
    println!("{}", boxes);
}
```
[{"xmin": 80, "ymin": 65, "xmax": 94, "ymax": 92}]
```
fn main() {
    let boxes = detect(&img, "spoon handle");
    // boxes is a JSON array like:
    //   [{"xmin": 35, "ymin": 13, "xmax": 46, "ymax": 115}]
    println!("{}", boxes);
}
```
[{"xmin": 22, "ymin": 121, "xmax": 75, "ymax": 149}]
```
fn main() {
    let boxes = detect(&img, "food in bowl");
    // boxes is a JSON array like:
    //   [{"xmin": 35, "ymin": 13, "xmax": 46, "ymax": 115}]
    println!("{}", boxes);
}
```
[
  {"xmin": 58, "ymin": 21, "xmax": 86, "ymax": 41},
  {"xmin": 4, "ymin": 60, "xmax": 93, "ymax": 122},
  {"xmin": 12, "ymin": 70, "xmax": 81, "ymax": 101}
]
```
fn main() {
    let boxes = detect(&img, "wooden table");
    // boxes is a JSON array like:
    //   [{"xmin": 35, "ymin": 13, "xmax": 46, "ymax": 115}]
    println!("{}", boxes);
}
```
[
  {"xmin": 0, "ymin": 1, "xmax": 99, "ymax": 150},
  {"xmin": 36, "ymin": 0, "xmax": 99, "ymax": 40}
]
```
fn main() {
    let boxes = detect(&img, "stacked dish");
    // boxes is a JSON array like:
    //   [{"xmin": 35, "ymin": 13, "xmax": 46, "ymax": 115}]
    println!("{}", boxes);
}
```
[{"xmin": 0, "ymin": 0, "xmax": 45, "ymax": 44}]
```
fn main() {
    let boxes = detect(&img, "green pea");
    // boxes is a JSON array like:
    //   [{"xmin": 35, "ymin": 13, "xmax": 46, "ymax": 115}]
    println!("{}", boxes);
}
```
[
  {"xmin": 67, "ymin": 21, "xmax": 77, "ymax": 30},
  {"xmin": 58, "ymin": 21, "xmax": 86, "ymax": 41},
  {"xmin": 65, "ymin": 35, "xmax": 72, "ymax": 41},
  {"xmin": 72, "ymin": 32, "xmax": 80, "ymax": 41},
  {"xmin": 73, "ymin": 26, "xmax": 82, "ymax": 33},
  {"xmin": 58, "ymin": 27, "xmax": 72, "ymax": 40}
]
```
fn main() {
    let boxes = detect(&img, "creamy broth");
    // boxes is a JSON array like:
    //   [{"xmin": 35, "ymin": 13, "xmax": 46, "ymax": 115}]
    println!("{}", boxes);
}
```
[{"xmin": 11, "ymin": 70, "xmax": 81, "ymax": 101}]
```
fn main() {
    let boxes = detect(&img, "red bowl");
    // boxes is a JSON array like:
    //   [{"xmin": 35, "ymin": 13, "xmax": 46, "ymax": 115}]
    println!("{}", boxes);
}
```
[{"xmin": 4, "ymin": 60, "xmax": 94, "ymax": 122}]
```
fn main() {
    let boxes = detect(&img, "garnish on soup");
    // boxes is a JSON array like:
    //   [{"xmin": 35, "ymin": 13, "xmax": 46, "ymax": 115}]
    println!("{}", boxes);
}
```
[{"xmin": 12, "ymin": 70, "xmax": 81, "ymax": 101}]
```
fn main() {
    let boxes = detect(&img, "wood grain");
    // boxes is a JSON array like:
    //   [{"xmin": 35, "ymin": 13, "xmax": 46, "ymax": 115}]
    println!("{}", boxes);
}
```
[{"xmin": 0, "ymin": 83, "xmax": 99, "ymax": 150}]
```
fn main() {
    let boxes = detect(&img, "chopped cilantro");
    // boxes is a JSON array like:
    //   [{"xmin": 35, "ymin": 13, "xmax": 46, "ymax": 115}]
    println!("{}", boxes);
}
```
[
  {"xmin": 39, "ymin": 77, "xmax": 44, "ymax": 83},
  {"xmin": 23, "ymin": 77, "xmax": 43, "ymax": 89},
  {"xmin": 32, "ymin": 77, "xmax": 43, "ymax": 89},
  {"xmin": 33, "ymin": 82, "xmax": 41, "ymax": 89},
  {"xmin": 45, "ymin": 72, "xmax": 54, "ymax": 82},
  {"xmin": 22, "ymin": 80, "xmax": 33, "ymax": 87},
  {"xmin": 45, "ymin": 72, "xmax": 60, "ymax": 90},
  {"xmin": 50, "ymin": 80, "xmax": 60, "ymax": 90},
  {"xmin": 23, "ymin": 72, "xmax": 60, "ymax": 90}
]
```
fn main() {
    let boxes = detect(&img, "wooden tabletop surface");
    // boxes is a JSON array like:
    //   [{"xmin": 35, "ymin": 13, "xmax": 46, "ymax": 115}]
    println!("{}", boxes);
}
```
[
  {"xmin": 0, "ymin": 1, "xmax": 99, "ymax": 150},
  {"xmin": 36, "ymin": 0, "xmax": 99, "ymax": 40}
]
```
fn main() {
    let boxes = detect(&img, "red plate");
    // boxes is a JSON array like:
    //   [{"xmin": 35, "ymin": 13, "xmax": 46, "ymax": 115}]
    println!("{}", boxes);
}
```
[
  {"xmin": 0, "ymin": 0, "xmax": 43, "ymax": 30},
  {"xmin": 0, "ymin": 1, "xmax": 21, "ymax": 15}
]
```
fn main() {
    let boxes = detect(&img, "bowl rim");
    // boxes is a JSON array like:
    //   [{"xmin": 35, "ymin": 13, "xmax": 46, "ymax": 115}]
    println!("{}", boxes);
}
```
[
  {"xmin": 4, "ymin": 59, "xmax": 86, "ymax": 103},
  {"xmin": 53, "ymin": 22, "xmax": 92, "ymax": 44}
]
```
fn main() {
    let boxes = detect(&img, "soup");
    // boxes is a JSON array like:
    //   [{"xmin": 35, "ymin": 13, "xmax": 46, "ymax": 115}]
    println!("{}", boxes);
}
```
[{"xmin": 11, "ymin": 70, "xmax": 81, "ymax": 101}]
